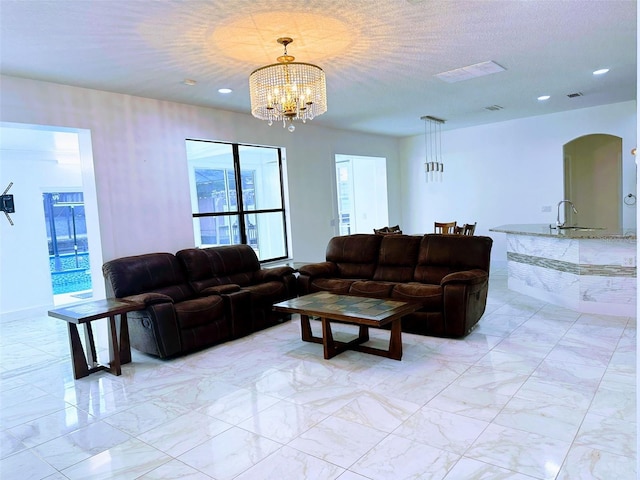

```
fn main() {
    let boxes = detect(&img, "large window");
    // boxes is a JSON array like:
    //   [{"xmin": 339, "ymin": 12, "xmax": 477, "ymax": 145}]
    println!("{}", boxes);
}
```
[{"xmin": 186, "ymin": 140, "xmax": 288, "ymax": 262}]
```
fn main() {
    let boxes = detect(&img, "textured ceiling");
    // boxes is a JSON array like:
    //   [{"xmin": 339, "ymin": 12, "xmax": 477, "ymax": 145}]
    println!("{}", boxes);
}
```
[{"xmin": 0, "ymin": 0, "xmax": 636, "ymax": 137}]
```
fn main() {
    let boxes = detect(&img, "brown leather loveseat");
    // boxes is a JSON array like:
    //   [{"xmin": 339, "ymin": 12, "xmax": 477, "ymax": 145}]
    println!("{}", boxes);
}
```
[
  {"xmin": 297, "ymin": 233, "xmax": 493, "ymax": 337},
  {"xmin": 102, "ymin": 245, "xmax": 296, "ymax": 358}
]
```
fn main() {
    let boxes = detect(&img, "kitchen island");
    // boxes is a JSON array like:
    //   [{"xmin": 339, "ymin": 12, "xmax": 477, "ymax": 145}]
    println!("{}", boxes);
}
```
[{"xmin": 490, "ymin": 224, "xmax": 636, "ymax": 316}]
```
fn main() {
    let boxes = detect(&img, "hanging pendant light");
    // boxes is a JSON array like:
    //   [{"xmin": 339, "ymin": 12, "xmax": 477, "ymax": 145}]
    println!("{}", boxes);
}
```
[
  {"xmin": 421, "ymin": 115, "xmax": 445, "ymax": 182},
  {"xmin": 249, "ymin": 37, "xmax": 327, "ymax": 132}
]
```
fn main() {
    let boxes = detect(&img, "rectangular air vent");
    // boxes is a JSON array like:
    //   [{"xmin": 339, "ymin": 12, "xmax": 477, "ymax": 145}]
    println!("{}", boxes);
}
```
[
  {"xmin": 567, "ymin": 92, "xmax": 583, "ymax": 98},
  {"xmin": 435, "ymin": 61, "xmax": 506, "ymax": 83}
]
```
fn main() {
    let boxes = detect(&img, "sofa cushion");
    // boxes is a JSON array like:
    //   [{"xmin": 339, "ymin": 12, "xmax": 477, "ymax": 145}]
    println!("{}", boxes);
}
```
[
  {"xmin": 309, "ymin": 277, "xmax": 357, "ymax": 294},
  {"xmin": 325, "ymin": 234, "xmax": 382, "ymax": 279},
  {"xmin": 350, "ymin": 281, "xmax": 395, "ymax": 298},
  {"xmin": 373, "ymin": 234, "xmax": 421, "ymax": 282},
  {"xmin": 414, "ymin": 234, "xmax": 493, "ymax": 284},
  {"xmin": 391, "ymin": 282, "xmax": 443, "ymax": 311},
  {"xmin": 174, "ymin": 295, "xmax": 226, "ymax": 329},
  {"xmin": 102, "ymin": 253, "xmax": 193, "ymax": 302},
  {"xmin": 177, "ymin": 245, "xmax": 261, "ymax": 292},
  {"xmin": 241, "ymin": 281, "xmax": 289, "ymax": 307}
]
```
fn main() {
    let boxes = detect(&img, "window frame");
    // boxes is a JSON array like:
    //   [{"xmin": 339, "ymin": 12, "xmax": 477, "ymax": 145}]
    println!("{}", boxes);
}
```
[{"xmin": 187, "ymin": 140, "xmax": 290, "ymax": 263}]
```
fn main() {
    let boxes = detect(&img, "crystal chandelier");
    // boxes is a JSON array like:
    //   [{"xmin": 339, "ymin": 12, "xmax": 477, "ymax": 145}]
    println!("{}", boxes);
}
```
[
  {"xmin": 422, "ymin": 115, "xmax": 445, "ymax": 182},
  {"xmin": 249, "ymin": 37, "xmax": 327, "ymax": 132}
]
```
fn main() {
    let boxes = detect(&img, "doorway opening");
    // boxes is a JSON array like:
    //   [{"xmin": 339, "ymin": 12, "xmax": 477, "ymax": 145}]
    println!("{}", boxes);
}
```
[
  {"xmin": 0, "ymin": 122, "xmax": 104, "ymax": 317},
  {"xmin": 563, "ymin": 134, "xmax": 622, "ymax": 230},
  {"xmin": 335, "ymin": 154, "xmax": 388, "ymax": 235},
  {"xmin": 44, "ymin": 192, "xmax": 92, "ymax": 300}
]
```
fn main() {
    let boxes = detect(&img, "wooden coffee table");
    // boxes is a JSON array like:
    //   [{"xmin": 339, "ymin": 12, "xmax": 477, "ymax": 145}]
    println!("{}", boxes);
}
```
[
  {"xmin": 48, "ymin": 298, "xmax": 143, "ymax": 379},
  {"xmin": 273, "ymin": 292, "xmax": 421, "ymax": 360}
]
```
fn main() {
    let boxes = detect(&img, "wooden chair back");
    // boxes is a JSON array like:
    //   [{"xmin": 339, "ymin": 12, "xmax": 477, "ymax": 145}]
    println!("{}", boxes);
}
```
[
  {"xmin": 434, "ymin": 221, "xmax": 457, "ymax": 234},
  {"xmin": 462, "ymin": 222, "xmax": 477, "ymax": 235}
]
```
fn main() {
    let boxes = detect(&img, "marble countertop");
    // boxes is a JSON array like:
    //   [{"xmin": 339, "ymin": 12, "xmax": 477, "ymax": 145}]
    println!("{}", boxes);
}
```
[{"xmin": 490, "ymin": 223, "xmax": 636, "ymax": 239}]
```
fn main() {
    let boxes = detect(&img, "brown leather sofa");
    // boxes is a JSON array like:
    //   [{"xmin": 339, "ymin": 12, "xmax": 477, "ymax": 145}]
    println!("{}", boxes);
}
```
[
  {"xmin": 176, "ymin": 245, "xmax": 297, "ymax": 338},
  {"xmin": 297, "ymin": 233, "xmax": 493, "ymax": 337},
  {"xmin": 102, "ymin": 245, "xmax": 296, "ymax": 358}
]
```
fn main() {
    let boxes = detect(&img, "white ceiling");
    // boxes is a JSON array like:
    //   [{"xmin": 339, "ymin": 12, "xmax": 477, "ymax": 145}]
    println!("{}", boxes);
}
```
[{"xmin": 0, "ymin": 0, "xmax": 636, "ymax": 137}]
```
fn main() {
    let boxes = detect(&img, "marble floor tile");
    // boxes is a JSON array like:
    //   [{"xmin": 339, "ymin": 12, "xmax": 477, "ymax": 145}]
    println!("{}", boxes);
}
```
[
  {"xmin": 465, "ymin": 424, "xmax": 571, "ymax": 479},
  {"xmin": 288, "ymin": 415, "xmax": 387, "ymax": 468},
  {"xmin": 32, "ymin": 421, "xmax": 130, "ymax": 470},
  {"xmin": 138, "ymin": 459, "xmax": 214, "ymax": 479},
  {"xmin": 335, "ymin": 471, "xmax": 370, "ymax": 480},
  {"xmin": 556, "ymin": 445, "xmax": 636, "ymax": 480},
  {"xmin": 0, "ymin": 271, "xmax": 635, "ymax": 479},
  {"xmin": 102, "ymin": 399, "xmax": 191, "ymax": 436},
  {"xmin": 197, "ymin": 386, "xmax": 281, "ymax": 424},
  {"xmin": 9, "ymin": 406, "xmax": 97, "ymax": 447},
  {"xmin": 177, "ymin": 427, "xmax": 281, "ymax": 480},
  {"xmin": 492, "ymin": 396, "xmax": 586, "ymax": 442},
  {"xmin": 332, "ymin": 391, "xmax": 421, "ymax": 432},
  {"xmin": 426, "ymin": 383, "xmax": 510, "ymax": 422},
  {"xmin": 351, "ymin": 433, "xmax": 460, "ymax": 480},
  {"xmin": 573, "ymin": 412, "xmax": 636, "ymax": 458},
  {"xmin": 545, "ymin": 339, "xmax": 615, "ymax": 368},
  {"xmin": 394, "ymin": 406, "xmax": 488, "ymax": 454},
  {"xmin": 514, "ymin": 376, "xmax": 596, "ymax": 410},
  {"xmin": 137, "ymin": 411, "xmax": 231, "ymax": 456},
  {"xmin": 0, "ymin": 393, "xmax": 69, "ymax": 429},
  {"xmin": 235, "ymin": 446, "xmax": 344, "ymax": 480},
  {"xmin": 474, "ymin": 349, "xmax": 543, "ymax": 375},
  {"xmin": 474, "ymin": 313, "xmax": 529, "ymax": 337},
  {"xmin": 452, "ymin": 365, "xmax": 529, "ymax": 396},
  {"xmin": 589, "ymin": 378, "xmax": 636, "ymax": 420},
  {"xmin": 493, "ymin": 334, "xmax": 556, "ymax": 358},
  {"xmin": 61, "ymin": 437, "xmax": 171, "ymax": 480},
  {"xmin": 443, "ymin": 457, "xmax": 536, "ymax": 479},
  {"xmin": 237, "ymin": 399, "xmax": 327, "ymax": 443},
  {"xmin": 531, "ymin": 358, "xmax": 606, "ymax": 390},
  {"xmin": 1, "ymin": 448, "xmax": 58, "ymax": 480},
  {"xmin": 0, "ymin": 429, "xmax": 26, "ymax": 459}
]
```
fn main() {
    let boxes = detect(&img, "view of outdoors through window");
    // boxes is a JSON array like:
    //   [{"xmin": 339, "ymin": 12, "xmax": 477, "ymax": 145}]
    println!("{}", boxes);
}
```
[
  {"xmin": 43, "ymin": 192, "xmax": 92, "ymax": 296},
  {"xmin": 186, "ymin": 140, "xmax": 288, "ymax": 262}
]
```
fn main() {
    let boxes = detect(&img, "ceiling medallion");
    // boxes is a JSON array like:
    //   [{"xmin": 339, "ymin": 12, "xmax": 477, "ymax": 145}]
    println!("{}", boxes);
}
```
[{"xmin": 249, "ymin": 37, "xmax": 327, "ymax": 132}]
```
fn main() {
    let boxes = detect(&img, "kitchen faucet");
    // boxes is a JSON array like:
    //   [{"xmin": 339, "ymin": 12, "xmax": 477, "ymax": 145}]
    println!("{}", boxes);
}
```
[{"xmin": 556, "ymin": 200, "xmax": 578, "ymax": 227}]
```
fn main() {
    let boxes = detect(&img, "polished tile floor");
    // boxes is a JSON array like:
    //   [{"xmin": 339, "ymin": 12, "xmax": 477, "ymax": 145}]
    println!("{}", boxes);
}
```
[{"xmin": 0, "ymin": 269, "xmax": 636, "ymax": 479}]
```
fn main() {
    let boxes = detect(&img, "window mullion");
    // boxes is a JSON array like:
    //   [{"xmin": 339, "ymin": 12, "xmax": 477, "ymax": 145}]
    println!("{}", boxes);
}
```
[{"xmin": 232, "ymin": 144, "xmax": 246, "ymax": 244}]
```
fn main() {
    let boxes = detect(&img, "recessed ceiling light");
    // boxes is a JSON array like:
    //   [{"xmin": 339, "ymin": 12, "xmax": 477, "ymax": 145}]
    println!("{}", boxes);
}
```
[
  {"xmin": 537, "ymin": 95, "xmax": 551, "ymax": 101},
  {"xmin": 183, "ymin": 79, "xmax": 197, "ymax": 86},
  {"xmin": 593, "ymin": 68, "xmax": 610, "ymax": 75},
  {"xmin": 218, "ymin": 88, "xmax": 233, "ymax": 94}
]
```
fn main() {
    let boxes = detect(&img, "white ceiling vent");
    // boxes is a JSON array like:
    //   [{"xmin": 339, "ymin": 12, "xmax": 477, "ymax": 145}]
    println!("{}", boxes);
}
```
[
  {"xmin": 435, "ymin": 61, "xmax": 506, "ymax": 83},
  {"xmin": 484, "ymin": 105, "xmax": 504, "ymax": 111}
]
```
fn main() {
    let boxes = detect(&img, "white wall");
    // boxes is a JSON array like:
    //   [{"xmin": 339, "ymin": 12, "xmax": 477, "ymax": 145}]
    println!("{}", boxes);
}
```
[
  {"xmin": 1, "ymin": 74, "xmax": 635, "ymax": 318},
  {"xmin": 0, "ymin": 75, "xmax": 401, "ymax": 318},
  {"xmin": 399, "ymin": 101, "xmax": 637, "ymax": 266}
]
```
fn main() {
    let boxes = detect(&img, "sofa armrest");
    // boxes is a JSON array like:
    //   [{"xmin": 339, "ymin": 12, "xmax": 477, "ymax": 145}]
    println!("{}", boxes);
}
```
[
  {"xmin": 124, "ymin": 292, "xmax": 173, "ymax": 306},
  {"xmin": 441, "ymin": 269, "xmax": 488, "ymax": 286},
  {"xmin": 201, "ymin": 284, "xmax": 241, "ymax": 295},
  {"xmin": 254, "ymin": 266, "xmax": 295, "ymax": 282},
  {"xmin": 219, "ymin": 289, "xmax": 253, "ymax": 339},
  {"xmin": 298, "ymin": 261, "xmax": 337, "ymax": 277}
]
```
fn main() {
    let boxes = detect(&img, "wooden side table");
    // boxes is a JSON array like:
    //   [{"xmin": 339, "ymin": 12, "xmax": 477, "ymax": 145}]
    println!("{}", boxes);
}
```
[{"xmin": 48, "ymin": 298, "xmax": 143, "ymax": 379}]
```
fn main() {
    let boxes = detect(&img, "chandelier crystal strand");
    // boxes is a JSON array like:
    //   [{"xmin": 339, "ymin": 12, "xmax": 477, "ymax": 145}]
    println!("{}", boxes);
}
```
[{"xmin": 249, "ymin": 38, "xmax": 327, "ymax": 132}]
